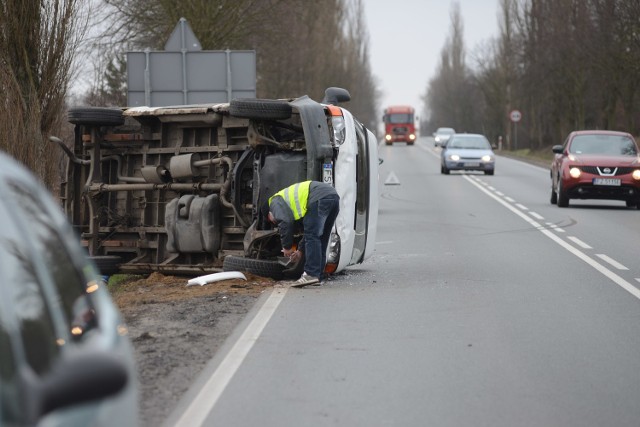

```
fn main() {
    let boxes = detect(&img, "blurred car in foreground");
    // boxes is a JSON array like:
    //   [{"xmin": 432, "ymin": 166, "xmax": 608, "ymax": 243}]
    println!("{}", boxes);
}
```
[
  {"xmin": 0, "ymin": 152, "xmax": 138, "ymax": 426},
  {"xmin": 433, "ymin": 127, "xmax": 455, "ymax": 147},
  {"xmin": 550, "ymin": 130, "xmax": 640, "ymax": 208},
  {"xmin": 440, "ymin": 133, "xmax": 495, "ymax": 175}
]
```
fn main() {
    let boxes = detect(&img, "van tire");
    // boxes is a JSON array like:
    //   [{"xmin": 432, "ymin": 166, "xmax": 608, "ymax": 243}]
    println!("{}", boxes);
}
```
[
  {"xmin": 68, "ymin": 107, "xmax": 125, "ymax": 126},
  {"xmin": 229, "ymin": 99, "xmax": 292, "ymax": 120},
  {"xmin": 222, "ymin": 255, "xmax": 284, "ymax": 280}
]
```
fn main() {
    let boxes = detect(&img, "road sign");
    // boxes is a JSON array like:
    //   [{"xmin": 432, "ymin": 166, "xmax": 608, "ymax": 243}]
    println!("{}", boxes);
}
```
[{"xmin": 509, "ymin": 110, "xmax": 522, "ymax": 123}]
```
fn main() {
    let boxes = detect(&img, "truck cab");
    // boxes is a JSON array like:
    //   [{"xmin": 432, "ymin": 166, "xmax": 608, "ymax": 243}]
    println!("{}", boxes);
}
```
[{"xmin": 382, "ymin": 105, "xmax": 416, "ymax": 145}]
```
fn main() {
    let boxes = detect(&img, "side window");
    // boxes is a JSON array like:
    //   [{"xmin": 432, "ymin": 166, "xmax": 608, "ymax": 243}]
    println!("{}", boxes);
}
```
[
  {"xmin": 5, "ymin": 181, "xmax": 98, "ymax": 343},
  {"xmin": 0, "ymin": 199, "xmax": 59, "ymax": 376}
]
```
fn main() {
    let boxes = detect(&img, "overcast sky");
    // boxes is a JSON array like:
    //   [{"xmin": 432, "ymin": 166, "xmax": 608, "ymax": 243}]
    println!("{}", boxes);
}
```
[{"xmin": 364, "ymin": 0, "xmax": 500, "ymax": 119}]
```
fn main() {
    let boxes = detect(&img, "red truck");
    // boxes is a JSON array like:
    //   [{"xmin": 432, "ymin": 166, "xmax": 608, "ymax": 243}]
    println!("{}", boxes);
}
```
[{"xmin": 382, "ymin": 105, "xmax": 417, "ymax": 145}]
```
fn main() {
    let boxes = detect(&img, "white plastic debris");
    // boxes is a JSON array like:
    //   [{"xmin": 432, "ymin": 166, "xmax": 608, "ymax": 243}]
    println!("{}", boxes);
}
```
[{"xmin": 187, "ymin": 271, "xmax": 247, "ymax": 286}]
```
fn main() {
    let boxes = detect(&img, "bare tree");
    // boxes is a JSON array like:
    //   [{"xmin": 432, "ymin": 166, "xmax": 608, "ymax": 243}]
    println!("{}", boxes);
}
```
[{"xmin": 0, "ymin": 0, "xmax": 84, "ymax": 189}]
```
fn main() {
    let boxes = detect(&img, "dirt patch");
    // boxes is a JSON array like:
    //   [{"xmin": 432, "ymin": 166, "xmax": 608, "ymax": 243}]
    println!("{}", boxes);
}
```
[{"xmin": 111, "ymin": 272, "xmax": 275, "ymax": 427}]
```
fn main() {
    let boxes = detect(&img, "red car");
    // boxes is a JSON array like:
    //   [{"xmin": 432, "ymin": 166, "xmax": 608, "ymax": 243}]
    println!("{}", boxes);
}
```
[{"xmin": 550, "ymin": 130, "xmax": 640, "ymax": 208}]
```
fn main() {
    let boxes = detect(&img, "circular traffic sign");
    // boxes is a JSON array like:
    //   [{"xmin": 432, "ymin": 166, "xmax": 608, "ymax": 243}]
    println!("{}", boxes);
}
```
[{"xmin": 510, "ymin": 110, "xmax": 522, "ymax": 123}]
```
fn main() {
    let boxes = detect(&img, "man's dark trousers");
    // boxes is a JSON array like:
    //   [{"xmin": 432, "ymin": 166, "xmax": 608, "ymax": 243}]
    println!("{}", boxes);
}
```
[{"xmin": 302, "ymin": 194, "xmax": 340, "ymax": 279}]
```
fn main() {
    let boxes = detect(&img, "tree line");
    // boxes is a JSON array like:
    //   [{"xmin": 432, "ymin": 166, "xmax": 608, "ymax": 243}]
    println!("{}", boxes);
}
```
[{"xmin": 424, "ymin": 0, "xmax": 640, "ymax": 150}]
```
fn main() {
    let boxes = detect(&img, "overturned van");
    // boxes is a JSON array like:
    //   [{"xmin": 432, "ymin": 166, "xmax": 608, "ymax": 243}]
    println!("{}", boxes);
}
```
[{"xmin": 58, "ymin": 88, "xmax": 379, "ymax": 279}]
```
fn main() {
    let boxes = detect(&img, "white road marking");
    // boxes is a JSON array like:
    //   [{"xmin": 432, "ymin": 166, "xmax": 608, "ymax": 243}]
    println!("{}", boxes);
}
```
[
  {"xmin": 515, "ymin": 203, "xmax": 528, "ymax": 210},
  {"xmin": 568, "ymin": 236, "xmax": 592, "ymax": 249},
  {"xmin": 376, "ymin": 240, "xmax": 393, "ymax": 245},
  {"xmin": 596, "ymin": 254, "xmax": 629, "ymax": 270},
  {"xmin": 488, "ymin": 186, "xmax": 496, "ymax": 191},
  {"xmin": 173, "ymin": 286, "xmax": 291, "ymax": 426},
  {"xmin": 529, "ymin": 211, "xmax": 544, "ymax": 220},
  {"xmin": 463, "ymin": 175, "xmax": 640, "ymax": 301},
  {"xmin": 504, "ymin": 197, "xmax": 515, "ymax": 203},
  {"xmin": 495, "ymin": 191, "xmax": 505, "ymax": 196}
]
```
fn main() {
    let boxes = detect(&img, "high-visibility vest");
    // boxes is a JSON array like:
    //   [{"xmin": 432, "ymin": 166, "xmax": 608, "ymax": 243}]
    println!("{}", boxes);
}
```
[{"xmin": 269, "ymin": 181, "xmax": 311, "ymax": 220}]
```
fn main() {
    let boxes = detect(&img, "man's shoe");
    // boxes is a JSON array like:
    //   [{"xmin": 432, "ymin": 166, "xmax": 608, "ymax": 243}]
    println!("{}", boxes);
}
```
[{"xmin": 291, "ymin": 272, "xmax": 320, "ymax": 287}]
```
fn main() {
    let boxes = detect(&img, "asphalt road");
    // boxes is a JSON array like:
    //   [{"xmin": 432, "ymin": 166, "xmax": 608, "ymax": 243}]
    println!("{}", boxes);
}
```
[{"xmin": 165, "ymin": 137, "xmax": 640, "ymax": 427}]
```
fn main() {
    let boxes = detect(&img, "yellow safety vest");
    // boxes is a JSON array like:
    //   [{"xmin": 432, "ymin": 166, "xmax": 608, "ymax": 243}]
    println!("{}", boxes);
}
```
[{"xmin": 269, "ymin": 181, "xmax": 311, "ymax": 220}]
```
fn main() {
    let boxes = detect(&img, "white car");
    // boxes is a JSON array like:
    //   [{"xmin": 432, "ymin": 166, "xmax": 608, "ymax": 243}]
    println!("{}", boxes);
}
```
[
  {"xmin": 61, "ymin": 87, "xmax": 378, "ymax": 280},
  {"xmin": 433, "ymin": 127, "xmax": 456, "ymax": 147}
]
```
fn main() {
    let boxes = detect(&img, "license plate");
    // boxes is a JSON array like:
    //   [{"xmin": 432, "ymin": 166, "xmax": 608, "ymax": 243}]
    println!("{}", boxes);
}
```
[
  {"xmin": 465, "ymin": 162, "xmax": 480, "ymax": 167},
  {"xmin": 322, "ymin": 163, "xmax": 333, "ymax": 184},
  {"xmin": 593, "ymin": 178, "xmax": 621, "ymax": 186}
]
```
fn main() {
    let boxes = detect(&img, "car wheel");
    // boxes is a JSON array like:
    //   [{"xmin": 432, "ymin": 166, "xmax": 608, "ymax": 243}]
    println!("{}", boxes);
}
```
[
  {"xmin": 90, "ymin": 255, "xmax": 122, "ymax": 276},
  {"xmin": 222, "ymin": 255, "xmax": 285, "ymax": 280},
  {"xmin": 625, "ymin": 200, "xmax": 638, "ymax": 209},
  {"xmin": 550, "ymin": 185, "xmax": 558, "ymax": 204},
  {"xmin": 68, "ymin": 107, "xmax": 125, "ymax": 126},
  {"xmin": 441, "ymin": 165, "xmax": 450, "ymax": 175},
  {"xmin": 484, "ymin": 170, "xmax": 494, "ymax": 176},
  {"xmin": 557, "ymin": 180, "xmax": 569, "ymax": 207},
  {"xmin": 229, "ymin": 99, "xmax": 292, "ymax": 120}
]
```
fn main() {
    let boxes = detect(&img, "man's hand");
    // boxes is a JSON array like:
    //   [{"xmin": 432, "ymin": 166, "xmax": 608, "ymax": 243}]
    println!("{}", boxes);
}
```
[{"xmin": 282, "ymin": 247, "xmax": 294, "ymax": 257}]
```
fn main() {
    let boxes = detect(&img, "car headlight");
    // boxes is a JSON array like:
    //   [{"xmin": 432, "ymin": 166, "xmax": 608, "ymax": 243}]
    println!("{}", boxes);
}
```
[
  {"xmin": 409, "ymin": 134, "xmax": 416, "ymax": 140},
  {"xmin": 385, "ymin": 134, "xmax": 392, "ymax": 141},
  {"xmin": 569, "ymin": 167, "xmax": 581, "ymax": 178},
  {"xmin": 331, "ymin": 116, "xmax": 346, "ymax": 146},
  {"xmin": 632, "ymin": 170, "xmax": 640, "ymax": 180},
  {"xmin": 481, "ymin": 155, "xmax": 493, "ymax": 162},
  {"xmin": 449, "ymin": 154, "xmax": 460, "ymax": 161}
]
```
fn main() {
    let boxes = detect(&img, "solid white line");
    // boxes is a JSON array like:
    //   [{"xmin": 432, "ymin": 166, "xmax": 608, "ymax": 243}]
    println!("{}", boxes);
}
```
[
  {"xmin": 595, "ymin": 254, "xmax": 629, "ymax": 270},
  {"xmin": 463, "ymin": 175, "xmax": 640, "ymax": 301},
  {"xmin": 515, "ymin": 203, "xmax": 528, "ymax": 210},
  {"xmin": 568, "ymin": 236, "xmax": 592, "ymax": 249},
  {"xmin": 173, "ymin": 286, "xmax": 290, "ymax": 427},
  {"xmin": 529, "ymin": 211, "xmax": 544, "ymax": 220}
]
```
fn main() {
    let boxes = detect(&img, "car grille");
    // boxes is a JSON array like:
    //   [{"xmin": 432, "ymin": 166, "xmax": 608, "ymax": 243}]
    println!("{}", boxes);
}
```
[
  {"xmin": 392, "ymin": 127, "xmax": 408, "ymax": 134},
  {"xmin": 579, "ymin": 166, "xmax": 635, "ymax": 176}
]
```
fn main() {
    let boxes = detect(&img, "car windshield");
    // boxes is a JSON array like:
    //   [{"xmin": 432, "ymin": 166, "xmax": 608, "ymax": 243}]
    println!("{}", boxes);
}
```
[
  {"xmin": 437, "ymin": 128, "xmax": 455, "ymax": 135},
  {"xmin": 569, "ymin": 135, "xmax": 638, "ymax": 156},
  {"xmin": 387, "ymin": 113, "xmax": 413, "ymax": 124},
  {"xmin": 447, "ymin": 136, "xmax": 490, "ymax": 150}
]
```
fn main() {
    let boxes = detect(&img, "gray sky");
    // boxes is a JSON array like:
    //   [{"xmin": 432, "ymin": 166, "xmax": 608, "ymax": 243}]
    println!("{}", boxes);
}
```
[{"xmin": 364, "ymin": 0, "xmax": 500, "ymax": 119}]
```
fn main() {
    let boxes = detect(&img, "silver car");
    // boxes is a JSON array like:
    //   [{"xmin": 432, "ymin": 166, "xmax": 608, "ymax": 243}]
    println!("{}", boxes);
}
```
[
  {"xmin": 441, "ymin": 133, "xmax": 496, "ymax": 175},
  {"xmin": 0, "ymin": 152, "xmax": 138, "ymax": 426}
]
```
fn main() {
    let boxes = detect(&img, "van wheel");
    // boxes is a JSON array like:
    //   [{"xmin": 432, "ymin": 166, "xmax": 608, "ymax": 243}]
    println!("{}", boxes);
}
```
[
  {"xmin": 222, "ymin": 255, "xmax": 285, "ymax": 280},
  {"xmin": 229, "ymin": 99, "xmax": 292, "ymax": 120},
  {"xmin": 68, "ymin": 107, "xmax": 125, "ymax": 126},
  {"xmin": 89, "ymin": 255, "xmax": 122, "ymax": 276}
]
